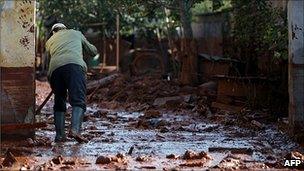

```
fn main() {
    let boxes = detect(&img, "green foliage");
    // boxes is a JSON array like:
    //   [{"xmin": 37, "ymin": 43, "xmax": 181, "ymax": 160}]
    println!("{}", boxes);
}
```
[
  {"xmin": 230, "ymin": 0, "xmax": 288, "ymax": 113},
  {"xmin": 37, "ymin": 0, "xmax": 230, "ymax": 39},
  {"xmin": 38, "ymin": 0, "xmax": 182, "ymax": 38},
  {"xmin": 38, "ymin": 0, "xmax": 113, "ymax": 31},
  {"xmin": 192, "ymin": 0, "xmax": 232, "ymax": 15},
  {"xmin": 192, "ymin": 0, "xmax": 213, "ymax": 14},
  {"xmin": 231, "ymin": 0, "xmax": 288, "ymax": 62}
]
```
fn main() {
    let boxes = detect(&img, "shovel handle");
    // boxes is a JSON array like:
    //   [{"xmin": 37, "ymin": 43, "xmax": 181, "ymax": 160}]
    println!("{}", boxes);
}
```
[{"xmin": 35, "ymin": 91, "xmax": 53, "ymax": 115}]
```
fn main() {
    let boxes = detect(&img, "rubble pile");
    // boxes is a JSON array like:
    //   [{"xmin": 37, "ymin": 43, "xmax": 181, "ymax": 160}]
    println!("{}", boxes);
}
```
[
  {"xmin": 90, "ymin": 75, "xmax": 178, "ymax": 103},
  {"xmin": 88, "ymin": 75, "xmax": 211, "ymax": 114},
  {"xmin": 87, "ymin": 74, "xmax": 278, "ymax": 130}
]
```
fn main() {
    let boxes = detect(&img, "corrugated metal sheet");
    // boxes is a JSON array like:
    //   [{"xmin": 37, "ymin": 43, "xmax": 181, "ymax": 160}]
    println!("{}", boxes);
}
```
[{"xmin": 0, "ymin": 0, "xmax": 35, "ymax": 138}]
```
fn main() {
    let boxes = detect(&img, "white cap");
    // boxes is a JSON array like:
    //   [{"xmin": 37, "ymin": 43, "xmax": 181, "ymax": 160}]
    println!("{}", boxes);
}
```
[{"xmin": 51, "ymin": 23, "xmax": 67, "ymax": 31}]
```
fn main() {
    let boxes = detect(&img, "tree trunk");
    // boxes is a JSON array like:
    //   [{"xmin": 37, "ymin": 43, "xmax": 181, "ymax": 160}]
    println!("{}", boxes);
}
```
[
  {"xmin": 178, "ymin": 0, "xmax": 193, "ymax": 38},
  {"xmin": 178, "ymin": 0, "xmax": 197, "ymax": 85},
  {"xmin": 180, "ymin": 39, "xmax": 198, "ymax": 85}
]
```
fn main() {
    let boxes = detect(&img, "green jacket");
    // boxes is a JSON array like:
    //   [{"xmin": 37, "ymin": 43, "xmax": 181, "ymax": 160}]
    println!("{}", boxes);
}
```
[{"xmin": 46, "ymin": 29, "xmax": 98, "ymax": 78}]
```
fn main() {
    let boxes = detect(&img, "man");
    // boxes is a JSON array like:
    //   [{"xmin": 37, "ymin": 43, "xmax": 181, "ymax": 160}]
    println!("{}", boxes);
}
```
[{"xmin": 46, "ymin": 23, "xmax": 98, "ymax": 143}]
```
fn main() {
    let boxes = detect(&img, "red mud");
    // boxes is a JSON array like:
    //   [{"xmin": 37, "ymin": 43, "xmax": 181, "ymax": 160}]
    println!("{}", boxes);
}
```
[{"xmin": 0, "ymin": 78, "xmax": 303, "ymax": 170}]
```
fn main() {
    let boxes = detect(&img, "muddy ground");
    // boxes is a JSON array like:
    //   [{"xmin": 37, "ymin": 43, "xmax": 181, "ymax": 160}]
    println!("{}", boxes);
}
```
[{"xmin": 0, "ymin": 75, "xmax": 304, "ymax": 170}]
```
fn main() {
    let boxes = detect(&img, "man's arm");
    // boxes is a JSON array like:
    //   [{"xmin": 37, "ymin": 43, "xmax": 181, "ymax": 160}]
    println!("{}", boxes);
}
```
[{"xmin": 81, "ymin": 34, "xmax": 98, "ymax": 58}]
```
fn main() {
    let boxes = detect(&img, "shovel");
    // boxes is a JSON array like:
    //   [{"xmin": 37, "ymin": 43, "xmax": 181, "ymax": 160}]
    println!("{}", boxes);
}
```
[
  {"xmin": 35, "ymin": 91, "xmax": 53, "ymax": 115},
  {"xmin": 1, "ymin": 91, "xmax": 53, "ymax": 132}
]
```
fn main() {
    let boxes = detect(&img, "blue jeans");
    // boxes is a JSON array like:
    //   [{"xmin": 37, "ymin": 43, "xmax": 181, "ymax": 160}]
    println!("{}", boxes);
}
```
[{"xmin": 50, "ymin": 64, "xmax": 86, "ymax": 112}]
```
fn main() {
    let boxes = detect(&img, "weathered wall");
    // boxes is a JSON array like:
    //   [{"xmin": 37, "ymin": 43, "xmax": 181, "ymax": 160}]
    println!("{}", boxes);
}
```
[
  {"xmin": 288, "ymin": 0, "xmax": 304, "ymax": 137},
  {"xmin": 192, "ymin": 11, "xmax": 230, "ymax": 57},
  {"xmin": 0, "ymin": 0, "xmax": 35, "ymax": 67},
  {"xmin": 270, "ymin": 0, "xmax": 288, "ymax": 10},
  {"xmin": 0, "ymin": 0, "xmax": 35, "ymax": 138}
]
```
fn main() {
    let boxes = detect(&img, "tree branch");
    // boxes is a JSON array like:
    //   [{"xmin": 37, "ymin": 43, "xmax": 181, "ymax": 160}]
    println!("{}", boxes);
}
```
[{"xmin": 146, "ymin": 0, "xmax": 181, "ymax": 10}]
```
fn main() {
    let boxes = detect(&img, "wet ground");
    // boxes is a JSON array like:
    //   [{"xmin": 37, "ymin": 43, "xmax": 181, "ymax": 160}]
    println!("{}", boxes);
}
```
[{"xmin": 0, "ymin": 80, "xmax": 303, "ymax": 170}]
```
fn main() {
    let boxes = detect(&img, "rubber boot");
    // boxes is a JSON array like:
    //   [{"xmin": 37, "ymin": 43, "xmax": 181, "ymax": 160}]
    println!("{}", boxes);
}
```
[
  {"xmin": 54, "ymin": 111, "xmax": 66, "ymax": 142},
  {"xmin": 71, "ymin": 106, "xmax": 84, "ymax": 133},
  {"xmin": 69, "ymin": 106, "xmax": 88, "ymax": 143}
]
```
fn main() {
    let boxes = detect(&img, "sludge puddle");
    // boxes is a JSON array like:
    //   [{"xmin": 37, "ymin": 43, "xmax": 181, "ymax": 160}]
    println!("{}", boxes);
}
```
[{"xmin": 1, "ymin": 104, "xmax": 302, "ymax": 170}]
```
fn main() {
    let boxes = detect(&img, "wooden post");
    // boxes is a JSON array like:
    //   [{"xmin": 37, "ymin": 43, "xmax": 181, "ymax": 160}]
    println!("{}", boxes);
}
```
[
  {"xmin": 288, "ymin": 0, "xmax": 304, "ymax": 136},
  {"xmin": 116, "ymin": 14, "xmax": 120, "ymax": 71}
]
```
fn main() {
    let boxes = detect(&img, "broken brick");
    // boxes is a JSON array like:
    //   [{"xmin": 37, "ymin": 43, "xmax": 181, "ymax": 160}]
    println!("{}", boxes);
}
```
[
  {"xmin": 116, "ymin": 153, "xmax": 125, "ymax": 159},
  {"xmin": 96, "ymin": 156, "xmax": 111, "ymax": 164},
  {"xmin": 136, "ymin": 156, "xmax": 149, "ymax": 162},
  {"xmin": 52, "ymin": 155, "xmax": 63, "ymax": 165},
  {"xmin": 179, "ymin": 161, "xmax": 206, "ymax": 167},
  {"xmin": 2, "ymin": 151, "xmax": 18, "ymax": 167},
  {"xmin": 182, "ymin": 150, "xmax": 212, "ymax": 160},
  {"xmin": 62, "ymin": 160, "xmax": 76, "ymax": 165},
  {"xmin": 166, "ymin": 154, "xmax": 178, "ymax": 159}
]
